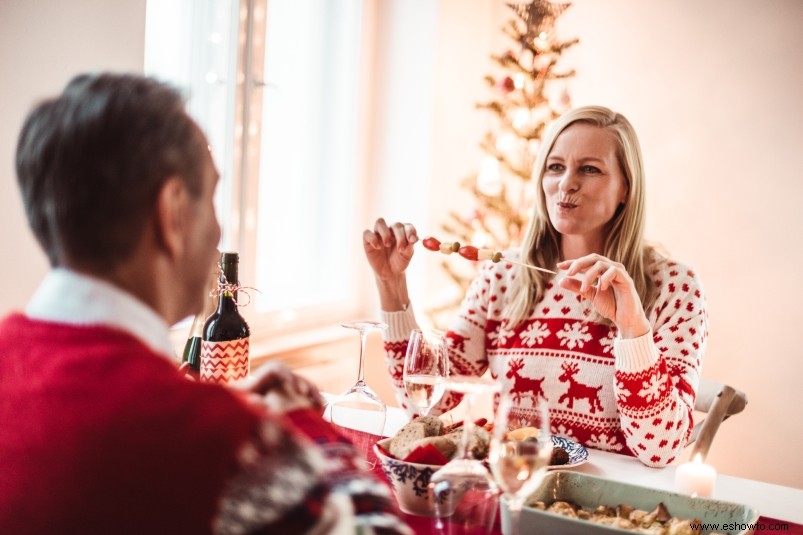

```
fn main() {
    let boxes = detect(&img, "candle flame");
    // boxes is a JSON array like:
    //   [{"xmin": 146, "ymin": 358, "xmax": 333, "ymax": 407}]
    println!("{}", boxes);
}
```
[{"xmin": 693, "ymin": 452, "xmax": 704, "ymax": 464}]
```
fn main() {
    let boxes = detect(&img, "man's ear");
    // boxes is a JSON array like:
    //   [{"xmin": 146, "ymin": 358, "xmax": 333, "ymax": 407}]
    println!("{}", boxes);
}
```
[{"xmin": 154, "ymin": 176, "xmax": 189, "ymax": 260}]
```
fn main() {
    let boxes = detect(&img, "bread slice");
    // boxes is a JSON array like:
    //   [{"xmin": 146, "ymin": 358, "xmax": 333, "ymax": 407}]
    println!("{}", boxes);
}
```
[
  {"xmin": 444, "ymin": 425, "xmax": 491, "ymax": 460},
  {"xmin": 389, "ymin": 415, "xmax": 444, "ymax": 459}
]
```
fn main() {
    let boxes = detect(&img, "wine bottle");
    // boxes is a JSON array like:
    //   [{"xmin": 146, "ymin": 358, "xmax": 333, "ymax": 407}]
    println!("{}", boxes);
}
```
[{"xmin": 200, "ymin": 252, "xmax": 251, "ymax": 384}]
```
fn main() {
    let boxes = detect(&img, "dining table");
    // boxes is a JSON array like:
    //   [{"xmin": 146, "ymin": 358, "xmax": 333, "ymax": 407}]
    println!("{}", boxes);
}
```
[{"xmin": 354, "ymin": 405, "xmax": 803, "ymax": 535}]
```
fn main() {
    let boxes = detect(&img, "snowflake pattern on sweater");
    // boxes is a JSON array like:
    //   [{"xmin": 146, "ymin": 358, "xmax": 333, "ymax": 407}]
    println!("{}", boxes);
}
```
[{"xmin": 381, "ymin": 250, "xmax": 707, "ymax": 467}]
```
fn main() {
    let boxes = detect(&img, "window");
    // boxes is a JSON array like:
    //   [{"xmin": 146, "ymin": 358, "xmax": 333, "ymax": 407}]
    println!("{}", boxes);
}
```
[{"xmin": 146, "ymin": 0, "xmax": 367, "ymax": 348}]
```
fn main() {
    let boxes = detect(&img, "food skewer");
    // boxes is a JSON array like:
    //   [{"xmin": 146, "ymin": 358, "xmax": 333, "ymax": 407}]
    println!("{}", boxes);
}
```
[
  {"xmin": 421, "ymin": 236, "xmax": 557, "ymax": 275},
  {"xmin": 494, "ymin": 257, "xmax": 557, "ymax": 275}
]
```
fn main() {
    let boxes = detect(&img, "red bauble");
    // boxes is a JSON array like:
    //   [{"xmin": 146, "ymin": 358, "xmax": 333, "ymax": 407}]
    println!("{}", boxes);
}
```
[{"xmin": 499, "ymin": 76, "xmax": 516, "ymax": 93}]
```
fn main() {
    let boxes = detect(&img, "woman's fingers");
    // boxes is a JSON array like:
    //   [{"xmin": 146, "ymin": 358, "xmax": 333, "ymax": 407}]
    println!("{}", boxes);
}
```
[
  {"xmin": 373, "ymin": 217, "xmax": 394, "ymax": 247},
  {"xmin": 389, "ymin": 221, "xmax": 419, "ymax": 253},
  {"xmin": 365, "ymin": 218, "xmax": 418, "ymax": 249},
  {"xmin": 582, "ymin": 261, "xmax": 618, "ymax": 292},
  {"xmin": 364, "ymin": 218, "xmax": 419, "ymax": 254},
  {"xmin": 597, "ymin": 264, "xmax": 622, "ymax": 292},
  {"xmin": 403, "ymin": 223, "xmax": 418, "ymax": 242},
  {"xmin": 362, "ymin": 228, "xmax": 383, "ymax": 250},
  {"xmin": 559, "ymin": 275, "xmax": 597, "ymax": 301},
  {"xmin": 558, "ymin": 255, "xmax": 627, "ymax": 291}
]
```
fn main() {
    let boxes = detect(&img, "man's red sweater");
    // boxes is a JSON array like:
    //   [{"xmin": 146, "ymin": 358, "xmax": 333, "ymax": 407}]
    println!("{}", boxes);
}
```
[{"xmin": 0, "ymin": 313, "xmax": 401, "ymax": 534}]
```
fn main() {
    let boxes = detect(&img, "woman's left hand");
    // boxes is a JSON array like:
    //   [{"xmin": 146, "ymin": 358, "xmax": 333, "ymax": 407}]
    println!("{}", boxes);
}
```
[{"xmin": 557, "ymin": 254, "xmax": 650, "ymax": 339}]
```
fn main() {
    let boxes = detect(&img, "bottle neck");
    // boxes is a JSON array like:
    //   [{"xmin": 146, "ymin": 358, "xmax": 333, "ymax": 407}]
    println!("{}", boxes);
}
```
[
  {"xmin": 220, "ymin": 252, "xmax": 240, "ymax": 301},
  {"xmin": 188, "ymin": 312, "xmax": 206, "ymax": 338},
  {"xmin": 215, "ymin": 291, "xmax": 239, "ymax": 313},
  {"xmin": 214, "ymin": 251, "xmax": 242, "ymax": 315}
]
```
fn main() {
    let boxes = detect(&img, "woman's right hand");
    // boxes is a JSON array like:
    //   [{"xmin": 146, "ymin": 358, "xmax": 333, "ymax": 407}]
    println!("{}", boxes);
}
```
[{"xmin": 362, "ymin": 218, "xmax": 418, "ymax": 281}]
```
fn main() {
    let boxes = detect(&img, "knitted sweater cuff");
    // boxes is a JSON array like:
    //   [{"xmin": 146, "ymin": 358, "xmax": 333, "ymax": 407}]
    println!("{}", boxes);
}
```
[
  {"xmin": 379, "ymin": 306, "xmax": 418, "ymax": 340},
  {"xmin": 614, "ymin": 330, "xmax": 660, "ymax": 372}
]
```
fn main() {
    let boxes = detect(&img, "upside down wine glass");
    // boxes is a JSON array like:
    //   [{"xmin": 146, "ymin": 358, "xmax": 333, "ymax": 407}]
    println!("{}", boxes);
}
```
[
  {"xmin": 429, "ymin": 375, "xmax": 501, "ymax": 534},
  {"xmin": 324, "ymin": 320, "xmax": 388, "ymax": 467}
]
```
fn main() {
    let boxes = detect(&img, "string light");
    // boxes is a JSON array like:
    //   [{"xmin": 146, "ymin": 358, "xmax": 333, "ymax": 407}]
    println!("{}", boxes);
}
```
[
  {"xmin": 496, "ymin": 133, "xmax": 518, "ymax": 152},
  {"xmin": 512, "ymin": 108, "xmax": 530, "ymax": 130},
  {"xmin": 477, "ymin": 156, "xmax": 502, "ymax": 196},
  {"xmin": 472, "ymin": 227, "xmax": 490, "ymax": 248}
]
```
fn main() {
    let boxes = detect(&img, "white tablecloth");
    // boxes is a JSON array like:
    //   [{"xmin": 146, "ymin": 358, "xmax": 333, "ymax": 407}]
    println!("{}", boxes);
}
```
[{"xmin": 383, "ymin": 405, "xmax": 803, "ymax": 524}]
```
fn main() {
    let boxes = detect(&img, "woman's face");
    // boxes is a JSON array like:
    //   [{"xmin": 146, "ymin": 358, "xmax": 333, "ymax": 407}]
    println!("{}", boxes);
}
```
[{"xmin": 542, "ymin": 122, "xmax": 628, "ymax": 252}]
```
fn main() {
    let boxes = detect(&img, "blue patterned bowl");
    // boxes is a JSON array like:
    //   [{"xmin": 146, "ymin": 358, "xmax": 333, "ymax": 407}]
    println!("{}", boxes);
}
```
[{"xmin": 374, "ymin": 437, "xmax": 441, "ymax": 516}]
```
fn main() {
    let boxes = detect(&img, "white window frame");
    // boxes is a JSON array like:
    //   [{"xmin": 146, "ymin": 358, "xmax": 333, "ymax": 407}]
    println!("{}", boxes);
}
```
[{"xmin": 146, "ymin": 0, "xmax": 379, "ymax": 354}]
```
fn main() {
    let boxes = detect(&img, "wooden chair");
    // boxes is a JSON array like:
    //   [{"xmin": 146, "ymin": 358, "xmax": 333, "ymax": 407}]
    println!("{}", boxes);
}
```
[{"xmin": 688, "ymin": 379, "xmax": 748, "ymax": 460}]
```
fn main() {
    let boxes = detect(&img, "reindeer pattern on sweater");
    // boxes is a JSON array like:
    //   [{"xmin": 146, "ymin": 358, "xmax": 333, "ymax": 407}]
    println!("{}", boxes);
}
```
[{"xmin": 381, "ymin": 249, "xmax": 707, "ymax": 467}]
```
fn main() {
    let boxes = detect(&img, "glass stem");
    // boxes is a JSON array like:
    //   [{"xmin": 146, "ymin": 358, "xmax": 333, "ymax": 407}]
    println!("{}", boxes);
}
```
[
  {"xmin": 508, "ymin": 501, "xmax": 523, "ymax": 535},
  {"xmin": 459, "ymin": 393, "xmax": 476, "ymax": 460},
  {"xmin": 355, "ymin": 329, "xmax": 367, "ymax": 386}
]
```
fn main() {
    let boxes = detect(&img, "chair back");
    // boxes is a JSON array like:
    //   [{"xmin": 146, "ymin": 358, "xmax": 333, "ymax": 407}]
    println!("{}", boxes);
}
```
[{"xmin": 688, "ymin": 379, "xmax": 747, "ymax": 460}]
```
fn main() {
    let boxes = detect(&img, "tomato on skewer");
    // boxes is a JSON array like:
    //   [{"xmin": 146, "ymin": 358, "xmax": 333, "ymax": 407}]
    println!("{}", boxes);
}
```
[
  {"xmin": 422, "ymin": 237, "xmax": 441, "ymax": 251},
  {"xmin": 421, "ymin": 235, "xmax": 556, "ymax": 274},
  {"xmin": 458, "ymin": 245, "xmax": 479, "ymax": 261}
]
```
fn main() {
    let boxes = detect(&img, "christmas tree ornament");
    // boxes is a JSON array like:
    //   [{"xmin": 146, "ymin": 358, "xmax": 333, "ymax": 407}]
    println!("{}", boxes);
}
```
[{"xmin": 509, "ymin": 0, "xmax": 571, "ymax": 46}]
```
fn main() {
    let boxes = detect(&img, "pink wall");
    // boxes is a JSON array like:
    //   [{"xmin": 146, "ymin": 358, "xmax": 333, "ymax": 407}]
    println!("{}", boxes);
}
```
[{"xmin": 0, "ymin": 0, "xmax": 147, "ymax": 312}]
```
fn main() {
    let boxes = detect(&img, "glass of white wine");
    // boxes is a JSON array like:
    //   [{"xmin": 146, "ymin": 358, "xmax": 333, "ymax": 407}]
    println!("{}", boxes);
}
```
[
  {"xmin": 489, "ymin": 392, "xmax": 552, "ymax": 535},
  {"xmin": 403, "ymin": 329, "xmax": 448, "ymax": 417}
]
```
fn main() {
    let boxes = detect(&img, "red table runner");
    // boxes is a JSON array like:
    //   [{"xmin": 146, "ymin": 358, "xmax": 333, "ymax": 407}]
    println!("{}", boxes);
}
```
[
  {"xmin": 329, "ymin": 423, "xmax": 384, "ymax": 468},
  {"xmin": 753, "ymin": 517, "xmax": 803, "ymax": 535}
]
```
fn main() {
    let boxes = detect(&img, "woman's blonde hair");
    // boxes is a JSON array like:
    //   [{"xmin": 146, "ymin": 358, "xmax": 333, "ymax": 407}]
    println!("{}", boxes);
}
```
[{"xmin": 505, "ymin": 105, "xmax": 658, "ymax": 326}]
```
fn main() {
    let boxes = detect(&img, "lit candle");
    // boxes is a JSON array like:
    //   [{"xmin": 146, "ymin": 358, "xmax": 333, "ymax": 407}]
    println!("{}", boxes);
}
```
[{"xmin": 674, "ymin": 453, "xmax": 717, "ymax": 497}]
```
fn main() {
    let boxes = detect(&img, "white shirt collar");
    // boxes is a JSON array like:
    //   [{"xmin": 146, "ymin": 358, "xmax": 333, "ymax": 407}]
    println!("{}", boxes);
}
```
[{"xmin": 26, "ymin": 268, "xmax": 177, "ymax": 361}]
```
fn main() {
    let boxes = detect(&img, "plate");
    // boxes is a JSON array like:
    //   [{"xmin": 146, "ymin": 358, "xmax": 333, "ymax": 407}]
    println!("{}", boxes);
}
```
[
  {"xmin": 501, "ymin": 470, "xmax": 759, "ymax": 535},
  {"xmin": 550, "ymin": 435, "xmax": 588, "ymax": 469}
]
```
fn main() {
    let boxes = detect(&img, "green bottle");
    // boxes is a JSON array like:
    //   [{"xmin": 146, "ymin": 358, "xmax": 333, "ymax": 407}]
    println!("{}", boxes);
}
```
[{"xmin": 180, "ymin": 261, "xmax": 219, "ymax": 379}]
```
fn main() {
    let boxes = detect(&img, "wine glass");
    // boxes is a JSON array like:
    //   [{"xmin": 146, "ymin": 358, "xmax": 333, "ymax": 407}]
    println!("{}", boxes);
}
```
[
  {"xmin": 403, "ymin": 329, "xmax": 448, "ymax": 417},
  {"xmin": 324, "ymin": 320, "xmax": 388, "ymax": 467},
  {"xmin": 429, "ymin": 375, "xmax": 501, "ymax": 534},
  {"xmin": 489, "ymin": 393, "xmax": 552, "ymax": 535}
]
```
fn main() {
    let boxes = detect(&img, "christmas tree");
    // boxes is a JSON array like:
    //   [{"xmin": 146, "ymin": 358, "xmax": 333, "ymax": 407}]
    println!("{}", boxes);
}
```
[
  {"xmin": 428, "ymin": 0, "xmax": 578, "ymax": 325},
  {"xmin": 428, "ymin": 0, "xmax": 578, "ymax": 328}
]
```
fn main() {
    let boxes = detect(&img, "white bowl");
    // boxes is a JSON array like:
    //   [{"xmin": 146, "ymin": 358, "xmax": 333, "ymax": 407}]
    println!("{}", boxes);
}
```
[{"xmin": 374, "ymin": 437, "xmax": 442, "ymax": 516}]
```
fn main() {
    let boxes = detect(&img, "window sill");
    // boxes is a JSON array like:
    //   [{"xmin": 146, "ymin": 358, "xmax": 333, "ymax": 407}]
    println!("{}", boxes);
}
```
[{"xmin": 249, "ymin": 324, "xmax": 353, "ymax": 369}]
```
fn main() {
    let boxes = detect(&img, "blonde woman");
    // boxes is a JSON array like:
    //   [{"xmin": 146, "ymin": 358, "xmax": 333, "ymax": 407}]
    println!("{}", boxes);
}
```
[{"xmin": 363, "ymin": 105, "xmax": 707, "ymax": 467}]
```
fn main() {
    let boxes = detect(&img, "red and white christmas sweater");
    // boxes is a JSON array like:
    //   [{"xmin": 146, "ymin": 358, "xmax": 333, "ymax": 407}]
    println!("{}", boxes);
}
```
[{"xmin": 381, "ymin": 250, "xmax": 708, "ymax": 467}]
